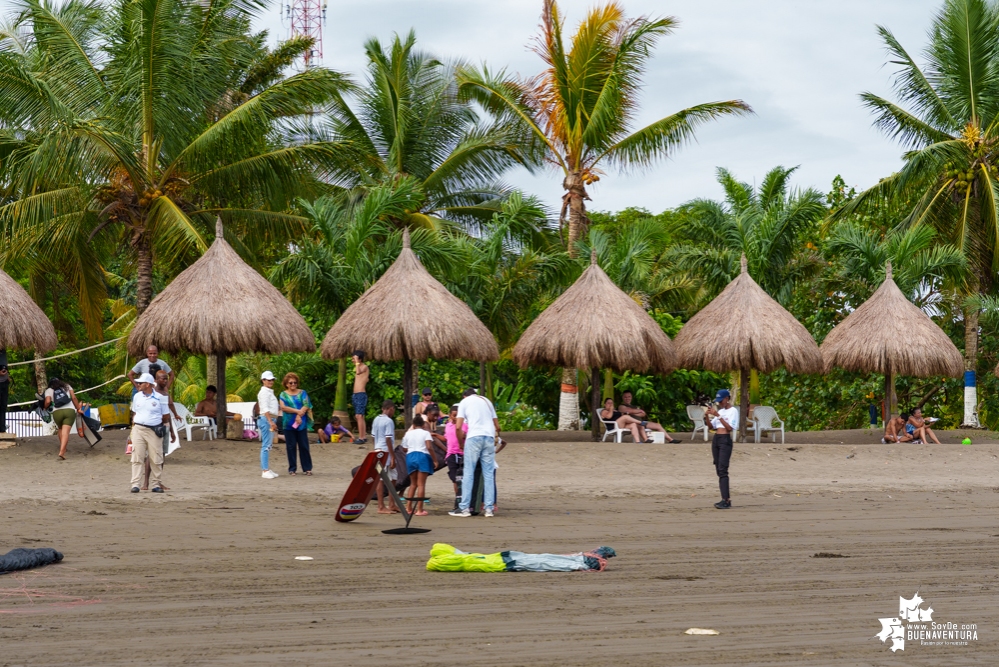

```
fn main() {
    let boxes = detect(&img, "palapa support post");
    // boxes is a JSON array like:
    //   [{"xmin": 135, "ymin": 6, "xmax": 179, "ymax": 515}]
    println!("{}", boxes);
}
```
[
  {"xmin": 884, "ymin": 356, "xmax": 894, "ymax": 423},
  {"xmin": 213, "ymin": 218, "xmax": 228, "ymax": 440},
  {"xmin": 590, "ymin": 366, "xmax": 601, "ymax": 441},
  {"xmin": 739, "ymin": 367, "xmax": 750, "ymax": 443},
  {"xmin": 403, "ymin": 357, "xmax": 413, "ymax": 428},
  {"xmin": 216, "ymin": 352, "xmax": 227, "ymax": 439}
]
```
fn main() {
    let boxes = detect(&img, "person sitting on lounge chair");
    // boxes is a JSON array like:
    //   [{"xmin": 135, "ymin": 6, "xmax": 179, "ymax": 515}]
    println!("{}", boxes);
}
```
[
  {"xmin": 600, "ymin": 397, "xmax": 651, "ymax": 443},
  {"xmin": 883, "ymin": 413, "xmax": 913, "ymax": 443},
  {"xmin": 618, "ymin": 391, "xmax": 677, "ymax": 443}
]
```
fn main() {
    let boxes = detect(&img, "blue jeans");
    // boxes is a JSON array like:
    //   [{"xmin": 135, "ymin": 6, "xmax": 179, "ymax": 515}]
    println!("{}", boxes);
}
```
[
  {"xmin": 460, "ymin": 435, "xmax": 496, "ymax": 511},
  {"xmin": 257, "ymin": 416, "xmax": 273, "ymax": 470}
]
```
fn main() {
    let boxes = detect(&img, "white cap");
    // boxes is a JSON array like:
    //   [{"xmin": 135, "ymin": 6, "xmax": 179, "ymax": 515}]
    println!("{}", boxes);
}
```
[
  {"xmin": 137, "ymin": 373, "xmax": 155, "ymax": 384},
  {"xmin": 261, "ymin": 370, "xmax": 275, "ymax": 380}
]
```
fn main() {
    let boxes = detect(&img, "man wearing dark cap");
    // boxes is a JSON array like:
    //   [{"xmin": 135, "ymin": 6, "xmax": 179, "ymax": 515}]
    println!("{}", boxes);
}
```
[{"xmin": 704, "ymin": 389, "xmax": 738, "ymax": 509}]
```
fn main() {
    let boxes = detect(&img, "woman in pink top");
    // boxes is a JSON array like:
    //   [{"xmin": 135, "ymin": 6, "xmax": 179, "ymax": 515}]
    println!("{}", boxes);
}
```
[{"xmin": 444, "ymin": 405, "xmax": 468, "ymax": 511}]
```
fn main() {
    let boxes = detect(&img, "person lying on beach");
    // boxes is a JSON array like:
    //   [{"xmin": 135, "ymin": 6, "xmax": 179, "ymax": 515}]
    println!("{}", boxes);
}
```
[
  {"xmin": 600, "ymin": 398, "xmax": 651, "ymax": 443},
  {"xmin": 618, "ymin": 391, "xmax": 677, "ymax": 443},
  {"xmin": 883, "ymin": 414, "xmax": 913, "ymax": 443},
  {"xmin": 908, "ymin": 408, "xmax": 941, "ymax": 444}
]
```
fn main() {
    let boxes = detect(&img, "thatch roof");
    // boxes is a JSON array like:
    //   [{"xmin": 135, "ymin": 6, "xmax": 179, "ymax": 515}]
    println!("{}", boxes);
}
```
[
  {"xmin": 512, "ymin": 251, "xmax": 677, "ymax": 373},
  {"xmin": 821, "ymin": 262, "xmax": 962, "ymax": 377},
  {"xmin": 674, "ymin": 255, "xmax": 822, "ymax": 373},
  {"xmin": 128, "ymin": 219, "xmax": 316, "ymax": 356},
  {"xmin": 320, "ymin": 229, "xmax": 499, "ymax": 362},
  {"xmin": 0, "ymin": 266, "xmax": 58, "ymax": 352}
]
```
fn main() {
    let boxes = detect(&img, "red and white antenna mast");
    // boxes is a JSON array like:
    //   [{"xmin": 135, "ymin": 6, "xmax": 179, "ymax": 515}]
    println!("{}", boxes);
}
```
[{"xmin": 285, "ymin": 0, "xmax": 327, "ymax": 69}]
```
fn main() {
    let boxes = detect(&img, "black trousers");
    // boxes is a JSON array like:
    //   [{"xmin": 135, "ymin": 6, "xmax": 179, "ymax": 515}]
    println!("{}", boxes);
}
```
[
  {"xmin": 284, "ymin": 428, "xmax": 312, "ymax": 473},
  {"xmin": 0, "ymin": 380, "xmax": 8, "ymax": 433},
  {"xmin": 711, "ymin": 432, "xmax": 733, "ymax": 500}
]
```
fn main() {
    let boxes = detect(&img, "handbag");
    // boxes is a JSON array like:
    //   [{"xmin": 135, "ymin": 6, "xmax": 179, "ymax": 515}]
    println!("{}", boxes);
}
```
[{"xmin": 151, "ymin": 423, "xmax": 167, "ymax": 438}]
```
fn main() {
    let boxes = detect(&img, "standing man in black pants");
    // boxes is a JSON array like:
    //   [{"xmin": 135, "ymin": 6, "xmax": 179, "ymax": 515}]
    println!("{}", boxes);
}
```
[{"xmin": 705, "ymin": 389, "xmax": 738, "ymax": 509}]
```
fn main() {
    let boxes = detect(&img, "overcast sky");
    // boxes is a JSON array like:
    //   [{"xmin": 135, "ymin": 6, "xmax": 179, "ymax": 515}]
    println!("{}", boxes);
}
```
[{"xmin": 253, "ymin": 0, "xmax": 948, "ymax": 213}]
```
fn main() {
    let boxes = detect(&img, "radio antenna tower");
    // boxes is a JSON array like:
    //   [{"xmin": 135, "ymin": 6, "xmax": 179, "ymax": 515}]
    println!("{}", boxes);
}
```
[{"xmin": 285, "ymin": 0, "xmax": 327, "ymax": 69}]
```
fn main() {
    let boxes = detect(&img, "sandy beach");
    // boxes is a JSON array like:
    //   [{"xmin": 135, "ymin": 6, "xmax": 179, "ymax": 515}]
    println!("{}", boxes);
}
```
[{"xmin": 2, "ymin": 429, "xmax": 997, "ymax": 666}]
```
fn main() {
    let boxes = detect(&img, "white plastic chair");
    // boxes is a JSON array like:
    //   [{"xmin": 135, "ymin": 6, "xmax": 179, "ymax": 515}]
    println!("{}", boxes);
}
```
[
  {"xmin": 747, "ymin": 406, "xmax": 784, "ymax": 443},
  {"xmin": 174, "ymin": 403, "xmax": 215, "ymax": 441},
  {"xmin": 686, "ymin": 405, "xmax": 709, "ymax": 441},
  {"xmin": 596, "ymin": 411, "xmax": 631, "ymax": 442}
]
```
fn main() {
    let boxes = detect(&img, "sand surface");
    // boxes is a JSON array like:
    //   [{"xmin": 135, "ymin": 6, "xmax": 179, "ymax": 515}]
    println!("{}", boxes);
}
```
[{"xmin": 1, "ymin": 430, "xmax": 997, "ymax": 666}]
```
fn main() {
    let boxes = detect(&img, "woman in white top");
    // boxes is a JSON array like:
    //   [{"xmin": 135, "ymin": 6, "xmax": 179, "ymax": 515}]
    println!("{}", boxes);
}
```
[
  {"xmin": 256, "ymin": 371, "xmax": 281, "ymax": 479},
  {"xmin": 704, "ymin": 389, "xmax": 738, "ymax": 509},
  {"xmin": 43, "ymin": 378, "xmax": 83, "ymax": 460},
  {"xmin": 402, "ymin": 414, "xmax": 438, "ymax": 516}
]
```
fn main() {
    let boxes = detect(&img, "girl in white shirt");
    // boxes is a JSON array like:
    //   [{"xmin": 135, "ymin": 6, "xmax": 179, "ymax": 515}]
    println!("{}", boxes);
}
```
[{"xmin": 402, "ymin": 415, "xmax": 438, "ymax": 516}]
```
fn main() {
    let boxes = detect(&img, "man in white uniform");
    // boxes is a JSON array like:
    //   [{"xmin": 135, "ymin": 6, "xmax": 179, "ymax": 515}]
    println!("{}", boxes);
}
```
[
  {"xmin": 129, "ymin": 373, "xmax": 166, "ymax": 493},
  {"xmin": 705, "ymin": 389, "xmax": 738, "ymax": 509}
]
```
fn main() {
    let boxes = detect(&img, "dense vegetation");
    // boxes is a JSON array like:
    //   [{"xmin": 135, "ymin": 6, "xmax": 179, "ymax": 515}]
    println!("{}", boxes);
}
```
[{"xmin": 3, "ymin": 0, "xmax": 999, "ymax": 432}]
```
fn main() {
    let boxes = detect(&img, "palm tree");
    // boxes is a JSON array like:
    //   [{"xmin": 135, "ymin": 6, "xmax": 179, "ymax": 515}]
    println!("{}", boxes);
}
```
[
  {"xmin": 322, "ymin": 31, "xmax": 531, "ymax": 231},
  {"xmin": 0, "ymin": 0, "xmax": 352, "ymax": 327},
  {"xmin": 459, "ymin": 0, "xmax": 752, "ymax": 428},
  {"xmin": 841, "ymin": 0, "xmax": 999, "ymax": 425},
  {"xmin": 825, "ymin": 223, "xmax": 966, "ymax": 309},
  {"xmin": 670, "ymin": 166, "xmax": 826, "ymax": 306}
]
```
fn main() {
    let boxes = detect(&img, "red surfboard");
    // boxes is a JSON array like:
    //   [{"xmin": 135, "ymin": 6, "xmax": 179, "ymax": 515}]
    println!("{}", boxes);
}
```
[{"xmin": 335, "ymin": 450, "xmax": 387, "ymax": 522}]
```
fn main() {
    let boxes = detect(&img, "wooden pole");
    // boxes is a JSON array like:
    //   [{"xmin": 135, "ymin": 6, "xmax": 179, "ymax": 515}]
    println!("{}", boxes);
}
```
[
  {"xmin": 884, "ymin": 356, "xmax": 895, "ymax": 421},
  {"xmin": 215, "ymin": 352, "xmax": 227, "ymax": 440},
  {"xmin": 739, "ymin": 367, "xmax": 750, "ymax": 443},
  {"xmin": 590, "ymin": 367, "xmax": 601, "ymax": 441},
  {"xmin": 403, "ymin": 357, "xmax": 413, "ymax": 428}
]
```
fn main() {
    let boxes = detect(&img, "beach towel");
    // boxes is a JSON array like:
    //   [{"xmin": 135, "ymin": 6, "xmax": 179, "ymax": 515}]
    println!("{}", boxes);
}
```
[
  {"xmin": 0, "ymin": 547, "xmax": 63, "ymax": 574},
  {"xmin": 426, "ymin": 543, "xmax": 616, "ymax": 572}
]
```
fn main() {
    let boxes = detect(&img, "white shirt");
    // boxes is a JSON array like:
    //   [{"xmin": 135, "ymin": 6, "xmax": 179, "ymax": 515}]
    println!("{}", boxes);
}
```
[
  {"xmin": 154, "ymin": 390, "xmax": 172, "ymax": 417},
  {"xmin": 257, "ymin": 386, "xmax": 280, "ymax": 417},
  {"xmin": 371, "ymin": 414, "xmax": 395, "ymax": 452},
  {"xmin": 402, "ymin": 428, "xmax": 432, "ymax": 455},
  {"xmin": 457, "ymin": 394, "xmax": 498, "ymax": 439},
  {"xmin": 711, "ymin": 406, "xmax": 739, "ymax": 431},
  {"xmin": 131, "ymin": 391, "xmax": 163, "ymax": 427}
]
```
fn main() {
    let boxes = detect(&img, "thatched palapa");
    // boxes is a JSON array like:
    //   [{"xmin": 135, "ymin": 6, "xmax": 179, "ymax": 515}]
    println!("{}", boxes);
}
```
[
  {"xmin": 674, "ymin": 256, "xmax": 822, "ymax": 375},
  {"xmin": 128, "ymin": 221, "xmax": 315, "ymax": 357},
  {"xmin": 321, "ymin": 228, "xmax": 498, "ymax": 424},
  {"xmin": 512, "ymin": 250, "xmax": 677, "ymax": 438},
  {"xmin": 512, "ymin": 251, "xmax": 677, "ymax": 374},
  {"xmin": 674, "ymin": 255, "xmax": 822, "ymax": 439},
  {"xmin": 0, "ymin": 267, "xmax": 58, "ymax": 353},
  {"xmin": 129, "ymin": 219, "xmax": 315, "ymax": 436},
  {"xmin": 820, "ymin": 262, "xmax": 962, "ymax": 417}
]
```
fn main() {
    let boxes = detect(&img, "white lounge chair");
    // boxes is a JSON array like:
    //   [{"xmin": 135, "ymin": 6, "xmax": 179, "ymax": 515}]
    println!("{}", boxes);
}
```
[
  {"xmin": 748, "ymin": 406, "xmax": 785, "ymax": 443},
  {"xmin": 686, "ymin": 405, "xmax": 709, "ymax": 441},
  {"xmin": 174, "ymin": 403, "xmax": 215, "ymax": 441},
  {"xmin": 596, "ymin": 411, "xmax": 632, "ymax": 443}
]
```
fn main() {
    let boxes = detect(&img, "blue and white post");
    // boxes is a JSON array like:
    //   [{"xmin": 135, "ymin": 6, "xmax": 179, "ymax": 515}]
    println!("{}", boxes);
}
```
[{"xmin": 963, "ymin": 370, "xmax": 979, "ymax": 428}]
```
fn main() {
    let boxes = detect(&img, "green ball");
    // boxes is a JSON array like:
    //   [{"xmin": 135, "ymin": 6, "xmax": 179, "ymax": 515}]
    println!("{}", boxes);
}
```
[{"xmin": 962, "ymin": 437, "xmax": 972, "ymax": 445}]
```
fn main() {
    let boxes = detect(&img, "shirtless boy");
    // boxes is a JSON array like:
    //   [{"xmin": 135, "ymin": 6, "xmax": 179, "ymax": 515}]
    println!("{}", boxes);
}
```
[
  {"xmin": 883, "ymin": 413, "xmax": 913, "ymax": 443},
  {"xmin": 352, "ymin": 350, "xmax": 370, "ymax": 444}
]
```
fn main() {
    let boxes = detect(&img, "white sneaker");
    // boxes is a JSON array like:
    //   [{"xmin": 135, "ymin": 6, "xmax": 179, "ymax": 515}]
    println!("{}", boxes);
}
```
[
  {"xmin": 484, "ymin": 509, "xmax": 494, "ymax": 518},
  {"xmin": 262, "ymin": 470, "xmax": 279, "ymax": 479},
  {"xmin": 448, "ymin": 509, "xmax": 471, "ymax": 517}
]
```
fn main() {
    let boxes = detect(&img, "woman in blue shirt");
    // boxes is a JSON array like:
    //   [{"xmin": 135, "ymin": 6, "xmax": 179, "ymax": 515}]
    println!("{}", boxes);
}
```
[{"xmin": 279, "ymin": 372, "xmax": 314, "ymax": 475}]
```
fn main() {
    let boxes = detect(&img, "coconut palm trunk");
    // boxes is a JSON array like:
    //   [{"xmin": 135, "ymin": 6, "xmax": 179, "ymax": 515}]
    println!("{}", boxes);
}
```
[
  {"xmin": 962, "ymin": 305, "xmax": 980, "ymax": 427},
  {"xmin": 333, "ymin": 358, "xmax": 350, "ymax": 422},
  {"xmin": 557, "ymin": 172, "xmax": 589, "ymax": 430}
]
